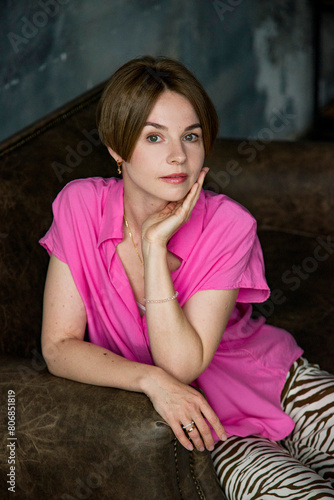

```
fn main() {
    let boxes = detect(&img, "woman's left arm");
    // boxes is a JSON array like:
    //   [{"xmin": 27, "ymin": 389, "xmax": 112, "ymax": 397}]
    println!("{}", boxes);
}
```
[{"xmin": 142, "ymin": 168, "xmax": 239, "ymax": 383}]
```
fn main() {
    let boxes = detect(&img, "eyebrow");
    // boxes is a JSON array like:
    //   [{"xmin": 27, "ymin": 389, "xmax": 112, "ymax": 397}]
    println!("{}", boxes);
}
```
[{"xmin": 144, "ymin": 121, "xmax": 202, "ymax": 131}]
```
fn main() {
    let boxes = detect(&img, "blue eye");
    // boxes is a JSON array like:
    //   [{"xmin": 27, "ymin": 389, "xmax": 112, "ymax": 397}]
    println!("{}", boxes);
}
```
[
  {"xmin": 184, "ymin": 133, "xmax": 198, "ymax": 142},
  {"xmin": 147, "ymin": 135, "xmax": 161, "ymax": 143}
]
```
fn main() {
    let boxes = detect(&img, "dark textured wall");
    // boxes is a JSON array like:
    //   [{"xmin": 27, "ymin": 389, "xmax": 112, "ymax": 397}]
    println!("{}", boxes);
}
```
[{"xmin": 1, "ymin": 0, "xmax": 315, "ymax": 143}]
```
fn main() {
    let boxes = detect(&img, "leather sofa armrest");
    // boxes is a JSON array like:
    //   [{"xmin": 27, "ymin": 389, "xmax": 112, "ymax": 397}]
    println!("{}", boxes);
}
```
[{"xmin": 0, "ymin": 355, "xmax": 226, "ymax": 499}]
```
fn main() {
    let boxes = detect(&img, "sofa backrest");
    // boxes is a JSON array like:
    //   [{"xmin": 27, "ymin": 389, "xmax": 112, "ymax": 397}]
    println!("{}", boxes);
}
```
[
  {"xmin": 0, "ymin": 85, "xmax": 113, "ymax": 358},
  {"xmin": 206, "ymin": 139, "xmax": 334, "ymax": 236}
]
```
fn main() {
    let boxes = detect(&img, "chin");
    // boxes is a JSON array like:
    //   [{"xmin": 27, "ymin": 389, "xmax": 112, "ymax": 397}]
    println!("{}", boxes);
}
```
[{"xmin": 164, "ymin": 186, "xmax": 191, "ymax": 202}]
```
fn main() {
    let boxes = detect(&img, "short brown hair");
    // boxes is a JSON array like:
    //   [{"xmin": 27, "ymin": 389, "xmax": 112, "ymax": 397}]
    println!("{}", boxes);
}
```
[{"xmin": 96, "ymin": 56, "xmax": 218, "ymax": 161}]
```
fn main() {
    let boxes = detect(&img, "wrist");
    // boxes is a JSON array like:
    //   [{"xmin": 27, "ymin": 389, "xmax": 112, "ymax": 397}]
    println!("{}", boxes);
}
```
[
  {"xmin": 139, "ymin": 365, "xmax": 164, "ymax": 398},
  {"xmin": 142, "ymin": 238, "xmax": 167, "ymax": 262}
]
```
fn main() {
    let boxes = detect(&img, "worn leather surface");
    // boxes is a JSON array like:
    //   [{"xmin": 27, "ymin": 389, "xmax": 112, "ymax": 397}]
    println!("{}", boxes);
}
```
[
  {"xmin": 256, "ymin": 231, "xmax": 334, "ymax": 373},
  {"xmin": 1, "ymin": 356, "xmax": 227, "ymax": 499},
  {"xmin": 206, "ymin": 139, "xmax": 334, "ymax": 235},
  {"xmin": 0, "ymin": 84, "xmax": 333, "ymax": 498}
]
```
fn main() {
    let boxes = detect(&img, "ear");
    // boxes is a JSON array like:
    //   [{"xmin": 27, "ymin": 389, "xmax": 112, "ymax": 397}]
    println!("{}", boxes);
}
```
[{"xmin": 107, "ymin": 146, "xmax": 124, "ymax": 164}]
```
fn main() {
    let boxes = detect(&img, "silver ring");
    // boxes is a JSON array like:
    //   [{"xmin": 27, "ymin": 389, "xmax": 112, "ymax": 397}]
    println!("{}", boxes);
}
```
[
  {"xmin": 182, "ymin": 420, "xmax": 195, "ymax": 429},
  {"xmin": 187, "ymin": 426, "xmax": 195, "ymax": 433}
]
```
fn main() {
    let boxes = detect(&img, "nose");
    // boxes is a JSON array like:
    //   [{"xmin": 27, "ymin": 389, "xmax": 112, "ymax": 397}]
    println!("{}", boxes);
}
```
[{"xmin": 166, "ymin": 139, "xmax": 186, "ymax": 165}]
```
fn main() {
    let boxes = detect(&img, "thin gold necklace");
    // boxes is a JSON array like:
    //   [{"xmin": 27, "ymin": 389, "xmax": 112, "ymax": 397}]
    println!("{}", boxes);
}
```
[{"xmin": 123, "ymin": 214, "xmax": 144, "ymax": 267}]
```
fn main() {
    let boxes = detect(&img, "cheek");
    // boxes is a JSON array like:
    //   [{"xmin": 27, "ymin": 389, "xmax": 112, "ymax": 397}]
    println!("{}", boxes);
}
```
[
  {"xmin": 127, "ymin": 149, "xmax": 157, "ymax": 178},
  {"xmin": 127, "ymin": 147, "xmax": 145, "ymax": 168},
  {"xmin": 189, "ymin": 146, "xmax": 205, "ymax": 167}
]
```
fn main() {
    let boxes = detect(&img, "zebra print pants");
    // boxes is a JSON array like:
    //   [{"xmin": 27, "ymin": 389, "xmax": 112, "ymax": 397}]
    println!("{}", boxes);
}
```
[{"xmin": 211, "ymin": 357, "xmax": 334, "ymax": 499}]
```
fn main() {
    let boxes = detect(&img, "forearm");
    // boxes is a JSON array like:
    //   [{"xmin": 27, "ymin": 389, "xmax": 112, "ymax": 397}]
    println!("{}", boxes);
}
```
[
  {"xmin": 42, "ymin": 337, "xmax": 157, "ymax": 393},
  {"xmin": 143, "ymin": 242, "xmax": 204, "ymax": 383}
]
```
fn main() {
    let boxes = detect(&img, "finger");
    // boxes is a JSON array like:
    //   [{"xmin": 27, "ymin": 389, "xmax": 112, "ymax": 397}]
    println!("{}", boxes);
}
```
[
  {"xmin": 188, "ymin": 168, "xmax": 209, "ymax": 205},
  {"xmin": 184, "ymin": 425, "xmax": 207, "ymax": 452},
  {"xmin": 185, "ymin": 186, "xmax": 202, "ymax": 219},
  {"xmin": 167, "ymin": 168, "xmax": 208, "ymax": 225},
  {"xmin": 197, "ymin": 167, "xmax": 209, "ymax": 186},
  {"xmin": 180, "ymin": 180, "xmax": 202, "ymax": 216},
  {"xmin": 167, "ymin": 168, "xmax": 208, "ymax": 219},
  {"xmin": 191, "ymin": 419, "xmax": 216, "ymax": 451},
  {"xmin": 192, "ymin": 168, "xmax": 208, "ymax": 194},
  {"xmin": 172, "ymin": 422, "xmax": 194, "ymax": 451},
  {"xmin": 201, "ymin": 406, "xmax": 227, "ymax": 444},
  {"xmin": 179, "ymin": 408, "xmax": 216, "ymax": 452},
  {"xmin": 171, "ymin": 191, "xmax": 196, "ymax": 224}
]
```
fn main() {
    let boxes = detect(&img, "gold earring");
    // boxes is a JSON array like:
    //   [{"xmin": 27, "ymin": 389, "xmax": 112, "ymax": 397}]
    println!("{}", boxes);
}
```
[{"xmin": 116, "ymin": 160, "xmax": 122, "ymax": 175}]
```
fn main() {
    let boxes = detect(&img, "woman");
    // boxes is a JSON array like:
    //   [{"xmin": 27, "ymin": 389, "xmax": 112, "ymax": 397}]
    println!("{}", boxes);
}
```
[{"xmin": 40, "ymin": 56, "xmax": 334, "ymax": 498}]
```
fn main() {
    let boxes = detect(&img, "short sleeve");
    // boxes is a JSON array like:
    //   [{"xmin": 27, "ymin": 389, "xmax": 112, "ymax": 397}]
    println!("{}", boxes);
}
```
[
  {"xmin": 39, "ymin": 187, "xmax": 71, "ymax": 263},
  {"xmin": 39, "ymin": 179, "xmax": 99, "ymax": 265},
  {"xmin": 200, "ymin": 223, "xmax": 270, "ymax": 303},
  {"xmin": 180, "ymin": 193, "xmax": 270, "ymax": 304}
]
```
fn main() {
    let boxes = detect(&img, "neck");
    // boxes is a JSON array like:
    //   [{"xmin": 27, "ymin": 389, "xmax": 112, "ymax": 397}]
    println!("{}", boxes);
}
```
[{"xmin": 122, "ymin": 182, "xmax": 169, "ymax": 234}]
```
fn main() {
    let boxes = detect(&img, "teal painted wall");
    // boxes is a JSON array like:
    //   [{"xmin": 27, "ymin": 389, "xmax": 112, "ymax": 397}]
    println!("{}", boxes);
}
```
[{"xmin": 1, "ymin": 0, "xmax": 316, "ymax": 142}]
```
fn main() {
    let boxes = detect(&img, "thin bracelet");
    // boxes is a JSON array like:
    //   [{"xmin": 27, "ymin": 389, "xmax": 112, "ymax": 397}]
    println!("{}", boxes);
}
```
[{"xmin": 144, "ymin": 291, "xmax": 179, "ymax": 304}]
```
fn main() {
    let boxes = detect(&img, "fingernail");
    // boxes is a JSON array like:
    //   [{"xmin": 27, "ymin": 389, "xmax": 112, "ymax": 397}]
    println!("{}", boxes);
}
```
[
  {"xmin": 187, "ymin": 443, "xmax": 193, "ymax": 451},
  {"xmin": 199, "ymin": 446, "xmax": 205, "ymax": 452},
  {"xmin": 221, "ymin": 434, "xmax": 227, "ymax": 441},
  {"xmin": 208, "ymin": 445, "xmax": 214, "ymax": 451}
]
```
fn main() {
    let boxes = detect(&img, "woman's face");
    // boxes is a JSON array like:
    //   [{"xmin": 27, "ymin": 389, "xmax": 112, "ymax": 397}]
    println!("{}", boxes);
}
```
[{"xmin": 119, "ymin": 90, "xmax": 205, "ymax": 205}]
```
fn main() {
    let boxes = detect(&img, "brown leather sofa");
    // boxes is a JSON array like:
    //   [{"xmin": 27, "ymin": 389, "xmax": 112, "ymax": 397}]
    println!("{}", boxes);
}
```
[{"xmin": 0, "ymin": 83, "xmax": 333, "ymax": 500}]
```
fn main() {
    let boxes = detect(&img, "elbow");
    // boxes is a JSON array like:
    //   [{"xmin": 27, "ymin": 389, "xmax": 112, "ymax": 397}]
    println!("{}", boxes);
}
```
[
  {"xmin": 164, "ymin": 367, "xmax": 200, "ymax": 385},
  {"xmin": 154, "ymin": 356, "xmax": 206, "ymax": 385},
  {"xmin": 44, "ymin": 358, "xmax": 61, "ymax": 378},
  {"xmin": 41, "ymin": 340, "xmax": 62, "ymax": 377},
  {"xmin": 152, "ymin": 340, "xmax": 207, "ymax": 384}
]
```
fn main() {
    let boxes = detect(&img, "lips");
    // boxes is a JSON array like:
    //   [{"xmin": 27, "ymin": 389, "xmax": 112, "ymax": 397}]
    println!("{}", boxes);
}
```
[
  {"xmin": 160, "ymin": 173, "xmax": 188, "ymax": 184},
  {"xmin": 161, "ymin": 173, "xmax": 188, "ymax": 178}
]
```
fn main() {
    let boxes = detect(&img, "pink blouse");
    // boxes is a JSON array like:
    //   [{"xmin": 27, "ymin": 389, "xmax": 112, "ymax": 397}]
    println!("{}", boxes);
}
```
[{"xmin": 40, "ymin": 177, "xmax": 303, "ymax": 442}]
